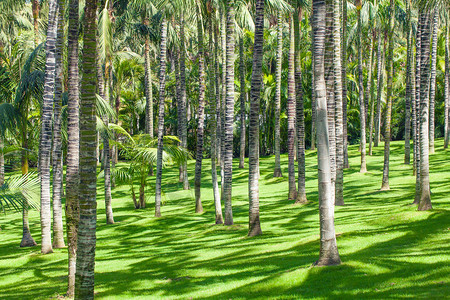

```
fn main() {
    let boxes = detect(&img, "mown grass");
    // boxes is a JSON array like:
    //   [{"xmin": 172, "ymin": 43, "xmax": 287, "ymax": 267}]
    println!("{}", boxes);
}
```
[{"xmin": 0, "ymin": 139, "xmax": 449, "ymax": 299}]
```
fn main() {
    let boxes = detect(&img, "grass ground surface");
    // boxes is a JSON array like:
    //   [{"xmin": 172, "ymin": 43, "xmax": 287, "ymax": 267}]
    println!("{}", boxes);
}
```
[{"xmin": 0, "ymin": 140, "xmax": 449, "ymax": 299}]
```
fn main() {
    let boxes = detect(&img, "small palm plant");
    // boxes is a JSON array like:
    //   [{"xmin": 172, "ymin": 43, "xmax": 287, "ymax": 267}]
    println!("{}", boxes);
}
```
[{"xmin": 113, "ymin": 134, "xmax": 191, "ymax": 209}]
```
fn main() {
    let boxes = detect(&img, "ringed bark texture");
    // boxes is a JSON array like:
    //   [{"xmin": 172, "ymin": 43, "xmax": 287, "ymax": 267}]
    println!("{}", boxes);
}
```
[{"xmin": 273, "ymin": 11, "xmax": 283, "ymax": 178}]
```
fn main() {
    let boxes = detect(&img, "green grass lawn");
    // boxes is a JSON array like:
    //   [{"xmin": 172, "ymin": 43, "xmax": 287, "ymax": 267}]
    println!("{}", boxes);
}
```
[{"xmin": 0, "ymin": 140, "xmax": 449, "ymax": 299}]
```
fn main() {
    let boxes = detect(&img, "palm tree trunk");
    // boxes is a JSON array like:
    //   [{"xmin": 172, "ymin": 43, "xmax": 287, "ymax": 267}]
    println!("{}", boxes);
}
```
[
  {"xmin": 357, "ymin": 6, "xmax": 367, "ymax": 174},
  {"xmin": 366, "ymin": 27, "xmax": 375, "ymax": 156},
  {"xmin": 248, "ymin": 0, "xmax": 264, "ymax": 236},
  {"xmin": 381, "ymin": 0, "xmax": 394, "ymax": 190},
  {"xmin": 294, "ymin": 8, "xmax": 307, "ymax": 205},
  {"xmin": 311, "ymin": 28, "xmax": 316, "ymax": 152},
  {"xmin": 313, "ymin": 0, "xmax": 341, "ymax": 266},
  {"xmin": 40, "ymin": 0, "xmax": 59, "ymax": 255},
  {"xmin": 103, "ymin": 59, "xmax": 114, "ymax": 224},
  {"xmin": 144, "ymin": 18, "xmax": 154, "ymax": 138},
  {"xmin": 239, "ymin": 37, "xmax": 246, "ymax": 169},
  {"xmin": 223, "ymin": 1, "xmax": 235, "ymax": 225},
  {"xmin": 414, "ymin": 14, "xmax": 422, "ymax": 204},
  {"xmin": 179, "ymin": 16, "xmax": 189, "ymax": 190},
  {"xmin": 429, "ymin": 9, "xmax": 438, "ymax": 154},
  {"xmin": 418, "ymin": 10, "xmax": 432, "ymax": 211},
  {"xmin": 341, "ymin": 0, "xmax": 349, "ymax": 169},
  {"xmin": 211, "ymin": 18, "xmax": 223, "ymax": 225},
  {"xmin": 445, "ymin": 20, "xmax": 450, "ymax": 149},
  {"xmin": 0, "ymin": 138, "xmax": 4, "ymax": 186},
  {"xmin": 65, "ymin": 0, "xmax": 80, "ymax": 295},
  {"xmin": 333, "ymin": 0, "xmax": 344, "ymax": 206},
  {"xmin": 325, "ymin": 1, "xmax": 335, "ymax": 202},
  {"xmin": 32, "ymin": 0, "xmax": 40, "ymax": 46},
  {"xmin": 273, "ymin": 11, "xmax": 283, "ymax": 178},
  {"xmin": 288, "ymin": 14, "xmax": 297, "ymax": 201},
  {"xmin": 404, "ymin": 0, "xmax": 412, "ymax": 165},
  {"xmin": 52, "ymin": 0, "xmax": 65, "ymax": 248},
  {"xmin": 155, "ymin": 18, "xmax": 168, "ymax": 218},
  {"xmin": 75, "ymin": 0, "xmax": 98, "ymax": 297},
  {"xmin": 375, "ymin": 30, "xmax": 385, "ymax": 148},
  {"xmin": 194, "ymin": 10, "xmax": 206, "ymax": 214},
  {"xmin": 369, "ymin": 29, "xmax": 377, "ymax": 156},
  {"xmin": 220, "ymin": 13, "xmax": 227, "ymax": 195}
]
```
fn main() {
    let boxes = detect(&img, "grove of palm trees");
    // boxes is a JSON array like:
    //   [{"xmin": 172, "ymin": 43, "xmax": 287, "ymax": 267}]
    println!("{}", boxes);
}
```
[{"xmin": 0, "ymin": 0, "xmax": 449, "ymax": 299}]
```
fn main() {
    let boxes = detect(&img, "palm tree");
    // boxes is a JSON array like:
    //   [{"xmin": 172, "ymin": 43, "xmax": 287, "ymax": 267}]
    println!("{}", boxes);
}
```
[
  {"xmin": 0, "ymin": 139, "xmax": 4, "ymax": 186},
  {"xmin": 52, "ymin": 0, "xmax": 65, "ymax": 249},
  {"xmin": 333, "ymin": 0, "xmax": 344, "ymax": 206},
  {"xmin": 414, "ymin": 12, "xmax": 422, "ymax": 205},
  {"xmin": 155, "ymin": 17, "xmax": 168, "ymax": 218},
  {"xmin": 445, "ymin": 15, "xmax": 450, "ymax": 149},
  {"xmin": 273, "ymin": 10, "xmax": 283, "ymax": 178},
  {"xmin": 65, "ymin": 0, "xmax": 80, "ymax": 295},
  {"xmin": 342, "ymin": 0, "xmax": 349, "ymax": 169},
  {"xmin": 223, "ymin": 0, "xmax": 236, "ymax": 225},
  {"xmin": 375, "ymin": 28, "xmax": 385, "ymax": 148},
  {"xmin": 380, "ymin": 0, "xmax": 394, "ymax": 191},
  {"xmin": 194, "ymin": 1, "xmax": 206, "ymax": 213},
  {"xmin": 75, "ymin": 0, "xmax": 98, "ymax": 297},
  {"xmin": 404, "ymin": 0, "xmax": 412, "ymax": 164},
  {"xmin": 238, "ymin": 36, "xmax": 246, "ymax": 169},
  {"xmin": 356, "ymin": 0, "xmax": 367, "ymax": 174},
  {"xmin": 313, "ymin": 0, "xmax": 341, "ymax": 266},
  {"xmin": 248, "ymin": 0, "xmax": 264, "ymax": 237},
  {"xmin": 418, "ymin": 7, "xmax": 432, "ymax": 211},
  {"xmin": 294, "ymin": 4, "xmax": 307, "ymax": 205},
  {"xmin": 429, "ymin": 9, "xmax": 438, "ymax": 154},
  {"xmin": 39, "ymin": 0, "xmax": 59, "ymax": 255}
]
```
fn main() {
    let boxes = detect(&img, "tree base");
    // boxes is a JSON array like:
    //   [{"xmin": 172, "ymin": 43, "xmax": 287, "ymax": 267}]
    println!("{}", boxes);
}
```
[
  {"xmin": 380, "ymin": 183, "xmax": 390, "ymax": 191},
  {"xmin": 335, "ymin": 200, "xmax": 345, "ymax": 206},
  {"xmin": 295, "ymin": 194, "xmax": 308, "ymax": 205},
  {"xmin": 248, "ymin": 226, "xmax": 262, "ymax": 237},
  {"xmin": 20, "ymin": 234, "xmax": 37, "ymax": 248},
  {"xmin": 273, "ymin": 168, "xmax": 283, "ymax": 178},
  {"xmin": 314, "ymin": 256, "xmax": 341, "ymax": 267},
  {"xmin": 52, "ymin": 240, "xmax": 66, "ymax": 249}
]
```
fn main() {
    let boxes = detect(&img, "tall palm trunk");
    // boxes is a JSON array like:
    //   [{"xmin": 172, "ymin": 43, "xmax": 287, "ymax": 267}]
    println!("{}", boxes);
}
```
[
  {"xmin": 294, "ymin": 8, "xmax": 307, "ymax": 204},
  {"xmin": 333, "ymin": 0, "xmax": 344, "ymax": 206},
  {"xmin": 103, "ymin": 61, "xmax": 114, "ymax": 224},
  {"xmin": 357, "ymin": 4, "xmax": 366, "ymax": 174},
  {"xmin": 65, "ymin": 0, "xmax": 80, "ymax": 296},
  {"xmin": 0, "ymin": 138, "xmax": 3, "ymax": 186},
  {"xmin": 369, "ymin": 29, "xmax": 377, "ymax": 156},
  {"xmin": 75, "ymin": 0, "xmax": 98, "ymax": 297},
  {"xmin": 404, "ymin": 0, "xmax": 412, "ymax": 165},
  {"xmin": 52, "ymin": 0, "xmax": 65, "ymax": 248},
  {"xmin": 429, "ymin": 9, "xmax": 438, "ymax": 154},
  {"xmin": 212, "ymin": 18, "xmax": 224, "ymax": 225},
  {"xmin": 144, "ymin": 18, "xmax": 154, "ymax": 138},
  {"xmin": 418, "ymin": 10, "xmax": 432, "ymax": 211},
  {"xmin": 194, "ymin": 10, "xmax": 206, "ymax": 214},
  {"xmin": 239, "ymin": 37, "xmax": 246, "ymax": 169},
  {"xmin": 40, "ymin": 0, "xmax": 59, "ymax": 255},
  {"xmin": 381, "ymin": 0, "xmax": 394, "ymax": 190},
  {"xmin": 248, "ymin": 0, "xmax": 264, "ymax": 237},
  {"xmin": 223, "ymin": 1, "xmax": 235, "ymax": 225},
  {"xmin": 155, "ymin": 18, "xmax": 168, "ymax": 218},
  {"xmin": 342, "ymin": 0, "xmax": 349, "ymax": 169},
  {"xmin": 287, "ymin": 14, "xmax": 297, "ymax": 201},
  {"xmin": 366, "ymin": 27, "xmax": 375, "ymax": 156},
  {"xmin": 220, "ymin": 13, "xmax": 227, "ymax": 193},
  {"xmin": 273, "ymin": 11, "xmax": 283, "ymax": 178},
  {"xmin": 375, "ymin": 30, "xmax": 385, "ymax": 147},
  {"xmin": 179, "ymin": 16, "xmax": 189, "ymax": 190},
  {"xmin": 311, "ymin": 25, "xmax": 316, "ymax": 152},
  {"xmin": 445, "ymin": 20, "xmax": 450, "ymax": 149},
  {"xmin": 414, "ymin": 14, "xmax": 422, "ymax": 204},
  {"xmin": 313, "ymin": 0, "xmax": 341, "ymax": 266}
]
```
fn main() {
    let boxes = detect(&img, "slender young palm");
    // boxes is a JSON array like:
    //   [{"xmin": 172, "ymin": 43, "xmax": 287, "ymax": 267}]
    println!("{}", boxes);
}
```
[
  {"xmin": 294, "ymin": 5, "xmax": 307, "ymax": 205},
  {"xmin": 313, "ymin": 0, "xmax": 341, "ymax": 266},
  {"xmin": 445, "ymin": 17, "xmax": 450, "ymax": 149},
  {"xmin": 194, "ymin": 2, "xmax": 206, "ymax": 213},
  {"xmin": 0, "ymin": 139, "xmax": 4, "ymax": 186},
  {"xmin": 333, "ymin": 0, "xmax": 344, "ymax": 206},
  {"xmin": 342, "ymin": 0, "xmax": 349, "ymax": 169},
  {"xmin": 418, "ymin": 9, "xmax": 432, "ymax": 211},
  {"xmin": 65, "ymin": 0, "xmax": 80, "ymax": 295},
  {"xmin": 381, "ymin": 0, "xmax": 394, "ymax": 191},
  {"xmin": 211, "ymin": 16, "xmax": 224, "ymax": 224},
  {"xmin": 273, "ymin": 10, "xmax": 283, "ymax": 178},
  {"xmin": 356, "ymin": 0, "xmax": 367, "ymax": 174},
  {"xmin": 39, "ymin": 0, "xmax": 59, "ymax": 255},
  {"xmin": 52, "ymin": 0, "xmax": 65, "ymax": 249},
  {"xmin": 429, "ymin": 9, "xmax": 438, "ymax": 154},
  {"xmin": 375, "ymin": 29, "xmax": 385, "ymax": 148},
  {"xmin": 368, "ymin": 29, "xmax": 377, "ymax": 156},
  {"xmin": 414, "ymin": 13, "xmax": 422, "ymax": 204},
  {"xmin": 155, "ymin": 18, "xmax": 168, "ymax": 218},
  {"xmin": 75, "ymin": 0, "xmax": 98, "ymax": 297},
  {"xmin": 239, "ymin": 36, "xmax": 246, "ymax": 169},
  {"xmin": 404, "ymin": 0, "xmax": 412, "ymax": 164},
  {"xmin": 223, "ymin": 0, "xmax": 236, "ymax": 225},
  {"xmin": 248, "ymin": 0, "xmax": 264, "ymax": 237},
  {"xmin": 367, "ymin": 25, "xmax": 376, "ymax": 156},
  {"xmin": 287, "ymin": 14, "xmax": 297, "ymax": 201}
]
